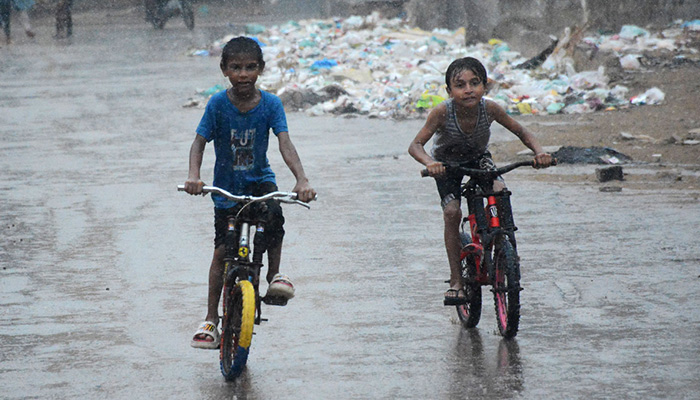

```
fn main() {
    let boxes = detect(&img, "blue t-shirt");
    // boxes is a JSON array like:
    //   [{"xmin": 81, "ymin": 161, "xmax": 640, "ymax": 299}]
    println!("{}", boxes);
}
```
[{"xmin": 196, "ymin": 89, "xmax": 288, "ymax": 209}]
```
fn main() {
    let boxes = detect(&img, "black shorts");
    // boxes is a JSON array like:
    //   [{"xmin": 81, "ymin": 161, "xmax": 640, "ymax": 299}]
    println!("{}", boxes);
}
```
[
  {"xmin": 214, "ymin": 181, "xmax": 285, "ymax": 249},
  {"xmin": 434, "ymin": 153, "xmax": 503, "ymax": 209}
]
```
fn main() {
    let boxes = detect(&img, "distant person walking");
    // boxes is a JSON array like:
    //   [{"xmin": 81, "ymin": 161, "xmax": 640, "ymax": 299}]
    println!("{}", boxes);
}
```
[
  {"xmin": 1, "ymin": 0, "xmax": 11, "ymax": 44},
  {"xmin": 13, "ymin": 0, "xmax": 35, "ymax": 38},
  {"xmin": 55, "ymin": 0, "xmax": 72, "ymax": 39},
  {"xmin": 0, "ymin": 0, "xmax": 34, "ymax": 43}
]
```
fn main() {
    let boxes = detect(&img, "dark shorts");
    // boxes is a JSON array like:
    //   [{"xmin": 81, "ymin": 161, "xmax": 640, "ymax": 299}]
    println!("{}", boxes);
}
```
[
  {"xmin": 434, "ymin": 153, "xmax": 503, "ymax": 209},
  {"xmin": 214, "ymin": 181, "xmax": 285, "ymax": 249}
]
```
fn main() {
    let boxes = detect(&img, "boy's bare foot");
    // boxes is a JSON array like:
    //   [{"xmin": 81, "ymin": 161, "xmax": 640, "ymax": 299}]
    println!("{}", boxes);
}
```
[{"xmin": 444, "ymin": 288, "xmax": 467, "ymax": 305}]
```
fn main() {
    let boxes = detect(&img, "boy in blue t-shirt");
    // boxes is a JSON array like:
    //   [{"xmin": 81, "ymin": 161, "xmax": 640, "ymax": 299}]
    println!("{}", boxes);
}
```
[{"xmin": 183, "ymin": 37, "xmax": 316, "ymax": 349}]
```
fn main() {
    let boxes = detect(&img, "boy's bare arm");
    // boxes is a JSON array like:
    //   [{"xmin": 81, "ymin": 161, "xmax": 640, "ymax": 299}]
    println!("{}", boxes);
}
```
[
  {"xmin": 184, "ymin": 134, "xmax": 206, "ymax": 194},
  {"xmin": 277, "ymin": 132, "xmax": 316, "ymax": 202},
  {"xmin": 487, "ymin": 101, "xmax": 552, "ymax": 167},
  {"xmin": 409, "ymin": 104, "xmax": 447, "ymax": 175}
]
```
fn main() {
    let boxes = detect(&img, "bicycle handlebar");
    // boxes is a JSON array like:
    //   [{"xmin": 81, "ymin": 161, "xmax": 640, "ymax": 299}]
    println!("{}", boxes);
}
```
[
  {"xmin": 420, "ymin": 159, "xmax": 557, "ymax": 178},
  {"xmin": 177, "ymin": 185, "xmax": 314, "ymax": 209}
]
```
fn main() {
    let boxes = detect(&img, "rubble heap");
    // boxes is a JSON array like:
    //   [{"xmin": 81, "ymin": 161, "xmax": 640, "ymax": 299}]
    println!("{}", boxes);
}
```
[{"xmin": 185, "ymin": 15, "xmax": 700, "ymax": 119}]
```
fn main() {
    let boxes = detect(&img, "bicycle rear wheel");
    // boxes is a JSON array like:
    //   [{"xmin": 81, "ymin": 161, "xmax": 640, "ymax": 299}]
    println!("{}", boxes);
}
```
[
  {"xmin": 456, "ymin": 232, "xmax": 482, "ymax": 328},
  {"xmin": 220, "ymin": 279, "xmax": 255, "ymax": 381},
  {"xmin": 492, "ymin": 237, "xmax": 520, "ymax": 338}
]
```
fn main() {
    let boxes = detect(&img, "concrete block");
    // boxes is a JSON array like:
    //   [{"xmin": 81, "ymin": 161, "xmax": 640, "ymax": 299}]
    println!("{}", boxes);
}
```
[{"xmin": 596, "ymin": 166, "xmax": 624, "ymax": 182}]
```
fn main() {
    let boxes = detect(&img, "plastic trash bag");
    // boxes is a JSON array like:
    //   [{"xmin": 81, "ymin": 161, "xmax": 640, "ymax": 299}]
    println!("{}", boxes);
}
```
[
  {"xmin": 630, "ymin": 87, "xmax": 665, "ymax": 105},
  {"xmin": 415, "ymin": 92, "xmax": 445, "ymax": 109}
]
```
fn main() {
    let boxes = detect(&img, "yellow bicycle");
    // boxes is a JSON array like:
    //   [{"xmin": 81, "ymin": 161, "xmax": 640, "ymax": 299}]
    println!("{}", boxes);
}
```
[{"xmin": 179, "ymin": 185, "xmax": 311, "ymax": 380}]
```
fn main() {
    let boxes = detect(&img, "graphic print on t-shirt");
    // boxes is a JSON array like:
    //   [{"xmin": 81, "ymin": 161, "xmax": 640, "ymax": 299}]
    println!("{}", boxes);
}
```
[{"xmin": 231, "ymin": 128, "xmax": 255, "ymax": 171}]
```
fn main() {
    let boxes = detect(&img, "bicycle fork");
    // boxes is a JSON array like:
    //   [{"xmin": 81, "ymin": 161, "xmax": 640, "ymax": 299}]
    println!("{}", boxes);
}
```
[{"xmin": 239, "ymin": 221, "xmax": 269, "ymax": 325}]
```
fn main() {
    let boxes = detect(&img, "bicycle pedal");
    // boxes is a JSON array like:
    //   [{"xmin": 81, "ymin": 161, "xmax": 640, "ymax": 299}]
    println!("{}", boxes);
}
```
[
  {"xmin": 490, "ymin": 286, "xmax": 523, "ymax": 294},
  {"xmin": 444, "ymin": 298, "xmax": 468, "ymax": 306},
  {"xmin": 262, "ymin": 295, "xmax": 288, "ymax": 306}
]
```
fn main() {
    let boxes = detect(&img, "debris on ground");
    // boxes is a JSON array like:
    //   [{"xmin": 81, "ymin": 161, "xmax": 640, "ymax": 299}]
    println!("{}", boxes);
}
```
[
  {"xmin": 551, "ymin": 146, "xmax": 634, "ymax": 164},
  {"xmin": 184, "ymin": 14, "xmax": 700, "ymax": 119},
  {"xmin": 663, "ymin": 128, "xmax": 700, "ymax": 145},
  {"xmin": 619, "ymin": 131, "xmax": 659, "ymax": 143},
  {"xmin": 596, "ymin": 165, "xmax": 624, "ymax": 182},
  {"xmin": 656, "ymin": 170, "xmax": 684, "ymax": 181},
  {"xmin": 515, "ymin": 37, "xmax": 559, "ymax": 70}
]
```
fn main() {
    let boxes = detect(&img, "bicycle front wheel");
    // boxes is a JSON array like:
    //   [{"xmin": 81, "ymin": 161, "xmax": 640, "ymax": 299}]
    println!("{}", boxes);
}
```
[
  {"xmin": 456, "ymin": 232, "xmax": 482, "ymax": 328},
  {"xmin": 220, "ymin": 279, "xmax": 256, "ymax": 381},
  {"xmin": 492, "ymin": 238, "xmax": 520, "ymax": 338}
]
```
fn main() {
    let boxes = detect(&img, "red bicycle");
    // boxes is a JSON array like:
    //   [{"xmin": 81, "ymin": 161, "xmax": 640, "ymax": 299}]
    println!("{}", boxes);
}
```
[{"xmin": 423, "ymin": 159, "xmax": 554, "ymax": 338}]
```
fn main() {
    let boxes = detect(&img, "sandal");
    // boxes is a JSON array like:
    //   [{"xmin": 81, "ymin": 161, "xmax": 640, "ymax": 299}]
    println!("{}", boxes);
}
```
[
  {"xmin": 444, "ymin": 288, "xmax": 468, "ymax": 306},
  {"xmin": 190, "ymin": 320, "xmax": 220, "ymax": 349}
]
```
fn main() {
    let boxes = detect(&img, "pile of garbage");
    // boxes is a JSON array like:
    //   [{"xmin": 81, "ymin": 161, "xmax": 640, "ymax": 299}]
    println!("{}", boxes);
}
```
[{"xmin": 184, "ymin": 15, "xmax": 700, "ymax": 119}]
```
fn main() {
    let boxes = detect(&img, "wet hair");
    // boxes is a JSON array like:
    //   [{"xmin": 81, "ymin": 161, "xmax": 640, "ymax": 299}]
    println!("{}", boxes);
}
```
[
  {"xmin": 220, "ymin": 36, "xmax": 265, "ymax": 70},
  {"xmin": 445, "ymin": 57, "xmax": 487, "ymax": 91}
]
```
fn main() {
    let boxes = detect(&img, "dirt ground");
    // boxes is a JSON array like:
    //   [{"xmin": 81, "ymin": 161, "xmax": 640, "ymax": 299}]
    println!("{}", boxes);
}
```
[
  {"xmin": 494, "ymin": 61, "xmax": 700, "ymax": 189},
  {"xmin": 530, "ymin": 64, "xmax": 700, "ymax": 167}
]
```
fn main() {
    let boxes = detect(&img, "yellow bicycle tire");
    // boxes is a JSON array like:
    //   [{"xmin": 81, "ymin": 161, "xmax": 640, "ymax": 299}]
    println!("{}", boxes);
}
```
[
  {"xmin": 220, "ymin": 279, "xmax": 256, "ymax": 380},
  {"xmin": 237, "ymin": 280, "xmax": 256, "ymax": 348}
]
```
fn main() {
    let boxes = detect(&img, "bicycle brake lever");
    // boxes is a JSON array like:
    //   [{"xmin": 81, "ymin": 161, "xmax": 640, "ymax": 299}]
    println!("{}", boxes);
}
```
[
  {"xmin": 279, "ymin": 197, "xmax": 313, "ymax": 209},
  {"xmin": 295, "ymin": 200, "xmax": 311, "ymax": 209}
]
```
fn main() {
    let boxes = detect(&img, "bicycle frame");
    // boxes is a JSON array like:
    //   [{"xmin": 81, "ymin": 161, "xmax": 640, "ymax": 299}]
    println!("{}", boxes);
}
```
[
  {"xmin": 222, "ymin": 203, "xmax": 273, "ymax": 325},
  {"xmin": 462, "ymin": 180, "xmax": 518, "ymax": 284}
]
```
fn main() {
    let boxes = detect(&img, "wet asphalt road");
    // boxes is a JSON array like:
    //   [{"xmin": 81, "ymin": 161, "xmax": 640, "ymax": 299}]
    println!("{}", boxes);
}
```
[{"xmin": 1, "ymin": 6, "xmax": 700, "ymax": 399}]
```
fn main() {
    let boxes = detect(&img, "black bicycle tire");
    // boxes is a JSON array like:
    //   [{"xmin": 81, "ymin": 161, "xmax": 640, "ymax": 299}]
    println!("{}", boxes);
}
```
[
  {"xmin": 492, "ymin": 238, "xmax": 520, "ymax": 338},
  {"xmin": 456, "ymin": 232, "xmax": 482, "ymax": 328}
]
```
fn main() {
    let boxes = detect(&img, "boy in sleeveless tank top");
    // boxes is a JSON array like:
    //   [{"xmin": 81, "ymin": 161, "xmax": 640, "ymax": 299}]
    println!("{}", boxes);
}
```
[{"xmin": 408, "ymin": 57, "xmax": 553, "ymax": 305}]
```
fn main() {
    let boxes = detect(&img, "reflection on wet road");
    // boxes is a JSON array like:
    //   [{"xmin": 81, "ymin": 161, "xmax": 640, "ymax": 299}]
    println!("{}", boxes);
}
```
[{"xmin": 1, "ymin": 8, "xmax": 700, "ymax": 400}]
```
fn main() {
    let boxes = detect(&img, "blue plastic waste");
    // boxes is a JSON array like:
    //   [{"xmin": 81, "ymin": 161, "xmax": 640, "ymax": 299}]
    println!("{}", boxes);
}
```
[{"xmin": 310, "ymin": 58, "xmax": 338, "ymax": 70}]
